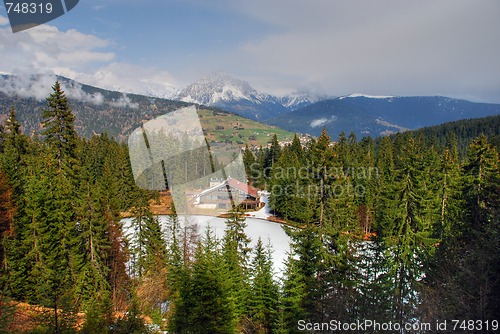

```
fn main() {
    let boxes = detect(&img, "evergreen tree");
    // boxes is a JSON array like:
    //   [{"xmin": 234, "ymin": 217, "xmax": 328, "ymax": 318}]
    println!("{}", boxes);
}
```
[
  {"xmin": 265, "ymin": 134, "xmax": 281, "ymax": 177},
  {"xmin": 248, "ymin": 238, "xmax": 278, "ymax": 333},
  {"xmin": 378, "ymin": 135, "xmax": 439, "ymax": 322},
  {"xmin": 289, "ymin": 134, "xmax": 304, "ymax": 161},
  {"xmin": 278, "ymin": 249, "xmax": 307, "ymax": 334},
  {"xmin": 0, "ymin": 107, "xmax": 28, "ymax": 200},
  {"xmin": 22, "ymin": 152, "xmax": 76, "ymax": 333},
  {"xmin": 73, "ymin": 162, "xmax": 112, "ymax": 310},
  {"xmin": 422, "ymin": 135, "xmax": 500, "ymax": 323},
  {"xmin": 243, "ymin": 144, "xmax": 257, "ymax": 184},
  {"xmin": 222, "ymin": 208, "xmax": 251, "ymax": 330},
  {"xmin": 41, "ymin": 81, "xmax": 77, "ymax": 170},
  {"xmin": 171, "ymin": 227, "xmax": 234, "ymax": 334},
  {"xmin": 0, "ymin": 171, "xmax": 14, "ymax": 287}
]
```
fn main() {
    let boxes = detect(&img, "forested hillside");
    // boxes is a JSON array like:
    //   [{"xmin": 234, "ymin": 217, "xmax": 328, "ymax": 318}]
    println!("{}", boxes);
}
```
[
  {"xmin": 0, "ymin": 82, "xmax": 498, "ymax": 333},
  {"xmin": 406, "ymin": 115, "xmax": 500, "ymax": 156}
]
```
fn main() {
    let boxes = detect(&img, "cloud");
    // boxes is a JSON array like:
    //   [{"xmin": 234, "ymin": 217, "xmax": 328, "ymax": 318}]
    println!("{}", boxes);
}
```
[
  {"xmin": 0, "ymin": 74, "xmax": 104, "ymax": 104},
  {"xmin": 0, "ymin": 23, "xmax": 179, "ymax": 98},
  {"xmin": 310, "ymin": 118, "xmax": 328, "ymax": 128},
  {"xmin": 229, "ymin": 0, "xmax": 500, "ymax": 102},
  {"xmin": 68, "ymin": 62, "xmax": 179, "ymax": 98},
  {"xmin": 0, "ymin": 24, "xmax": 113, "ymax": 74},
  {"xmin": 310, "ymin": 115, "xmax": 338, "ymax": 128},
  {"xmin": 0, "ymin": 74, "xmax": 56, "ymax": 100},
  {"xmin": 109, "ymin": 93, "xmax": 138, "ymax": 109}
]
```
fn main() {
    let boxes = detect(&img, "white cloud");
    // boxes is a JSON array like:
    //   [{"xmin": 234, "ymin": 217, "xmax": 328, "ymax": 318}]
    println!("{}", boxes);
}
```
[
  {"xmin": 228, "ymin": 0, "xmax": 500, "ymax": 102},
  {"xmin": 0, "ymin": 74, "xmax": 57, "ymax": 100},
  {"xmin": 0, "ymin": 74, "xmax": 104, "ymax": 105},
  {"xmin": 0, "ymin": 23, "xmax": 179, "ymax": 98},
  {"xmin": 68, "ymin": 62, "xmax": 180, "ymax": 98},
  {"xmin": 310, "ymin": 118, "xmax": 328, "ymax": 128},
  {"xmin": 0, "ymin": 24, "xmax": 113, "ymax": 74},
  {"xmin": 109, "ymin": 93, "xmax": 139, "ymax": 109}
]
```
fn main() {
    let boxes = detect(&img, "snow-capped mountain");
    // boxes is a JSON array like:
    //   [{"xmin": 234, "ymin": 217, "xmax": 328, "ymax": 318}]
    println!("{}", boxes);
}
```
[
  {"xmin": 174, "ymin": 72, "xmax": 319, "ymax": 120},
  {"xmin": 176, "ymin": 71, "xmax": 259, "ymax": 105},
  {"xmin": 278, "ymin": 89, "xmax": 325, "ymax": 110}
]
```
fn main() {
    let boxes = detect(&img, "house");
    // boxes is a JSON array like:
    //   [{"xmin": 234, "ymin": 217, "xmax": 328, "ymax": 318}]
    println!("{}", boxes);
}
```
[{"xmin": 193, "ymin": 177, "xmax": 261, "ymax": 210}]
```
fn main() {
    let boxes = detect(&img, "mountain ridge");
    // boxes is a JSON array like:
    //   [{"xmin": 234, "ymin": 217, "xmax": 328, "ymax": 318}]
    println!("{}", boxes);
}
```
[
  {"xmin": 174, "ymin": 71, "xmax": 324, "ymax": 120},
  {"xmin": 2, "ymin": 73, "xmax": 499, "ymax": 142},
  {"xmin": 268, "ymin": 95, "xmax": 500, "ymax": 138}
]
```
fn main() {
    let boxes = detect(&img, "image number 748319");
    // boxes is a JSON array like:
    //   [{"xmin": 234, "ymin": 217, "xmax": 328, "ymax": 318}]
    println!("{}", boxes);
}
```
[
  {"xmin": 5, "ymin": 2, "xmax": 54, "ymax": 14},
  {"xmin": 3, "ymin": 0, "xmax": 79, "ymax": 32}
]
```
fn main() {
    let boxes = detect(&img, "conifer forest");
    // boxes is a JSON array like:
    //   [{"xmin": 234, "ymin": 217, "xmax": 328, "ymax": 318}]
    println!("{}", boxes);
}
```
[{"xmin": 0, "ymin": 82, "xmax": 499, "ymax": 333}]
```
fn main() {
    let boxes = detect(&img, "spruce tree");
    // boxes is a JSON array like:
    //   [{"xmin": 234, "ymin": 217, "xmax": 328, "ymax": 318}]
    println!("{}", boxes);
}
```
[
  {"xmin": 278, "ymin": 249, "xmax": 307, "ymax": 333},
  {"xmin": 222, "ymin": 208, "xmax": 251, "ymax": 329},
  {"xmin": 248, "ymin": 238, "xmax": 278, "ymax": 333},
  {"xmin": 41, "ymin": 81, "xmax": 77, "ymax": 170},
  {"xmin": 422, "ymin": 135, "xmax": 500, "ymax": 323},
  {"xmin": 0, "ymin": 171, "xmax": 14, "ymax": 284},
  {"xmin": 378, "ymin": 135, "xmax": 439, "ymax": 322}
]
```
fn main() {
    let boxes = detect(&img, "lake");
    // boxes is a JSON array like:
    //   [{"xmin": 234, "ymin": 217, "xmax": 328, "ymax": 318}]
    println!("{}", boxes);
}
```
[{"xmin": 122, "ymin": 215, "xmax": 292, "ymax": 275}]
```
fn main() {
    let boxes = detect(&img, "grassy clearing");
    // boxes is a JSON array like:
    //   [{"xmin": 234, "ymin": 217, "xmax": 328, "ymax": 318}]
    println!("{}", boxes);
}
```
[{"xmin": 197, "ymin": 109, "xmax": 294, "ymax": 147}]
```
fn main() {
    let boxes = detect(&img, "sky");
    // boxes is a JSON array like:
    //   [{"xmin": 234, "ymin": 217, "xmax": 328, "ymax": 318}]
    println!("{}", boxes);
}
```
[{"xmin": 0, "ymin": 0, "xmax": 499, "ymax": 102}]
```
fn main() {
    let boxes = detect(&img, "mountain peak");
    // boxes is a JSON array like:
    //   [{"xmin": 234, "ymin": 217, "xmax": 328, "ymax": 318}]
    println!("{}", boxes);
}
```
[{"xmin": 176, "ymin": 71, "xmax": 258, "ymax": 105}]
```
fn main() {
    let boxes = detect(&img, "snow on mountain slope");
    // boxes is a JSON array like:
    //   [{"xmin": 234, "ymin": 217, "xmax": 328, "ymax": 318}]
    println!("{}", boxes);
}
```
[
  {"xmin": 339, "ymin": 93, "xmax": 395, "ymax": 100},
  {"xmin": 174, "ymin": 72, "xmax": 321, "ymax": 120},
  {"xmin": 176, "ymin": 71, "xmax": 261, "ymax": 105}
]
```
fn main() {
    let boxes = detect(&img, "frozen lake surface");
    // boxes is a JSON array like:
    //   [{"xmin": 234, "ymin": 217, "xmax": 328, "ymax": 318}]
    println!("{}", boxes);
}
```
[{"xmin": 122, "ymin": 215, "xmax": 291, "ymax": 275}]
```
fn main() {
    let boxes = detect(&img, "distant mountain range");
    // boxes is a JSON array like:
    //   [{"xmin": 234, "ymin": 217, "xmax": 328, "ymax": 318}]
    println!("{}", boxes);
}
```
[
  {"xmin": 171, "ymin": 73, "xmax": 500, "ymax": 137},
  {"xmin": 1, "ymin": 73, "xmax": 499, "ymax": 141},
  {"xmin": 0, "ymin": 74, "xmax": 189, "ymax": 140},
  {"xmin": 0, "ymin": 74, "xmax": 293, "ymax": 144},
  {"xmin": 268, "ymin": 94, "xmax": 500, "ymax": 138},
  {"xmin": 175, "ymin": 71, "xmax": 324, "ymax": 120}
]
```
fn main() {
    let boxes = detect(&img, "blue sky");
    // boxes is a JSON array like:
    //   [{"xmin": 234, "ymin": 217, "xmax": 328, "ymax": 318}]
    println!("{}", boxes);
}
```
[{"xmin": 1, "ymin": 0, "xmax": 500, "ymax": 102}]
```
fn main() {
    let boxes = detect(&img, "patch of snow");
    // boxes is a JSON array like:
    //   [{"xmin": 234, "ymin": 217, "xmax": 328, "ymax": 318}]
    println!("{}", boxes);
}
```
[
  {"xmin": 250, "ymin": 191, "xmax": 272, "ymax": 219},
  {"xmin": 339, "ymin": 93, "xmax": 395, "ymax": 100}
]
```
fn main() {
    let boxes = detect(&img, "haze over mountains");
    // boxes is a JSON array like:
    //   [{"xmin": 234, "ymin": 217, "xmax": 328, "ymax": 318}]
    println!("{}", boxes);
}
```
[{"xmin": 1, "ymin": 73, "xmax": 499, "ymax": 140}]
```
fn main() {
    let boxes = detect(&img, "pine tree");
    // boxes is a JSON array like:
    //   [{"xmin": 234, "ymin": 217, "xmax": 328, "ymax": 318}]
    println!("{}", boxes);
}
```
[
  {"xmin": 265, "ymin": 134, "xmax": 281, "ymax": 177},
  {"xmin": 172, "ymin": 227, "xmax": 234, "ymax": 334},
  {"xmin": 308, "ymin": 129, "xmax": 334, "ymax": 230},
  {"xmin": 378, "ymin": 135, "xmax": 439, "ymax": 322},
  {"xmin": 21, "ymin": 152, "xmax": 76, "ymax": 332},
  {"xmin": 136, "ymin": 213, "xmax": 169, "ymax": 315},
  {"xmin": 422, "ymin": 135, "xmax": 500, "ymax": 323},
  {"xmin": 41, "ymin": 81, "xmax": 77, "ymax": 170},
  {"xmin": 0, "ymin": 107, "xmax": 28, "ymax": 200},
  {"xmin": 269, "ymin": 151, "xmax": 314, "ymax": 224},
  {"xmin": 0, "ymin": 171, "xmax": 14, "ymax": 285},
  {"xmin": 243, "ymin": 144, "xmax": 257, "ymax": 184},
  {"xmin": 222, "ymin": 208, "xmax": 251, "ymax": 330},
  {"xmin": 73, "ymin": 161, "xmax": 112, "ymax": 311},
  {"xmin": 248, "ymin": 238, "xmax": 278, "ymax": 333},
  {"xmin": 289, "ymin": 134, "xmax": 304, "ymax": 161},
  {"xmin": 278, "ymin": 249, "xmax": 307, "ymax": 334}
]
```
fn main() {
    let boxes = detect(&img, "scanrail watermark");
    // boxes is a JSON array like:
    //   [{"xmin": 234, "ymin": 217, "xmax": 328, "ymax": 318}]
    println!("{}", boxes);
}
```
[
  {"xmin": 297, "ymin": 319, "xmax": 499, "ymax": 332},
  {"xmin": 128, "ymin": 106, "xmax": 247, "ymax": 216}
]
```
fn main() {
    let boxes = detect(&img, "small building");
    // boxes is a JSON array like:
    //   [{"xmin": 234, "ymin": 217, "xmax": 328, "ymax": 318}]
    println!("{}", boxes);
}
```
[{"xmin": 193, "ymin": 177, "xmax": 260, "ymax": 210}]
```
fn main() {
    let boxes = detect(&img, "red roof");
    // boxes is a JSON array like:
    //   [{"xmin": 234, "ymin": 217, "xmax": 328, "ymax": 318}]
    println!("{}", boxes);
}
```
[{"xmin": 227, "ymin": 178, "xmax": 259, "ymax": 198}]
